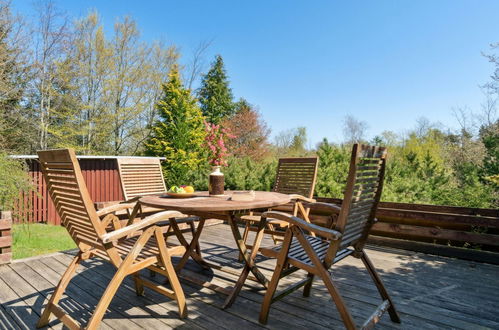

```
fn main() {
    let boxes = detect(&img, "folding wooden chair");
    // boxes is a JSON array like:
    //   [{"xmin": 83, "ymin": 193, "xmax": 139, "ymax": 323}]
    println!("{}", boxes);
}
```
[
  {"xmin": 36, "ymin": 149, "xmax": 187, "ymax": 330},
  {"xmin": 255, "ymin": 144, "xmax": 401, "ymax": 329},
  {"xmin": 240, "ymin": 157, "xmax": 318, "ymax": 255},
  {"xmin": 116, "ymin": 157, "xmax": 203, "ymax": 268}
]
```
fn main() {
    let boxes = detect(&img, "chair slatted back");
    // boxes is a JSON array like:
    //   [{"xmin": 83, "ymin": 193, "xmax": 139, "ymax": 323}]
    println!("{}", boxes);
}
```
[
  {"xmin": 273, "ymin": 157, "xmax": 318, "ymax": 198},
  {"xmin": 37, "ymin": 149, "xmax": 106, "ymax": 251},
  {"xmin": 336, "ymin": 144, "xmax": 387, "ymax": 250},
  {"xmin": 117, "ymin": 158, "xmax": 167, "ymax": 201}
]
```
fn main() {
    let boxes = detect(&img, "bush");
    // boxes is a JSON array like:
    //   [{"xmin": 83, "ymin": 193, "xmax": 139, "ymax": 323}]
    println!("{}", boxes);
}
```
[
  {"xmin": 0, "ymin": 153, "xmax": 33, "ymax": 211},
  {"xmin": 224, "ymin": 157, "xmax": 276, "ymax": 191}
]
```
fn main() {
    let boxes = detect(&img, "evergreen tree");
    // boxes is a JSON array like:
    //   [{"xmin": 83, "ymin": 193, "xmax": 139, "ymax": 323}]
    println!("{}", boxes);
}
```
[
  {"xmin": 314, "ymin": 139, "xmax": 350, "ymax": 198},
  {"xmin": 198, "ymin": 55, "xmax": 234, "ymax": 124},
  {"xmin": 145, "ymin": 65, "xmax": 206, "ymax": 186},
  {"xmin": 480, "ymin": 121, "xmax": 499, "ymax": 184}
]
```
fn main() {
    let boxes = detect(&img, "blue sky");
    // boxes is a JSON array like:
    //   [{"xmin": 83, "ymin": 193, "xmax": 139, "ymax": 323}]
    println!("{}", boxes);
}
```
[{"xmin": 13, "ymin": 0, "xmax": 499, "ymax": 146}]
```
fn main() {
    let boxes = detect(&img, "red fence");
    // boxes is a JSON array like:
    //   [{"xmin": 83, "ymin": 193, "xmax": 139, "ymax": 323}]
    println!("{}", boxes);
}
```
[{"xmin": 15, "ymin": 157, "xmax": 125, "ymax": 225}]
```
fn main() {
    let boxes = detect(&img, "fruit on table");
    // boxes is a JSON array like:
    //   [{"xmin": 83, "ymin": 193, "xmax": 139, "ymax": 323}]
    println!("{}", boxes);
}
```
[{"xmin": 169, "ymin": 185, "xmax": 194, "ymax": 193}]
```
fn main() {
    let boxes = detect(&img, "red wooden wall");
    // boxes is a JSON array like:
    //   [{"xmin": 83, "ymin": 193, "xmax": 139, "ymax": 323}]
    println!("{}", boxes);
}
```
[{"xmin": 15, "ymin": 158, "xmax": 124, "ymax": 225}]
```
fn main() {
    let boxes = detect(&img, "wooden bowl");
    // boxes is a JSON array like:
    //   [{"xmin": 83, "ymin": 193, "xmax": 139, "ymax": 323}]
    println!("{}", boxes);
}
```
[{"xmin": 164, "ymin": 192, "xmax": 195, "ymax": 198}]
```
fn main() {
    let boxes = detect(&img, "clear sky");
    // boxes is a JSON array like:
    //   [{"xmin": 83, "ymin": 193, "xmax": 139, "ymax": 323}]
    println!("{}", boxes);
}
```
[{"xmin": 12, "ymin": 0, "xmax": 499, "ymax": 146}]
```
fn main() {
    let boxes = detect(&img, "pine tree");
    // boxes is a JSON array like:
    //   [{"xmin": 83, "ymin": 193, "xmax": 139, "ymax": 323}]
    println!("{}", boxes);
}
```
[
  {"xmin": 145, "ymin": 65, "xmax": 206, "ymax": 186},
  {"xmin": 198, "ymin": 55, "xmax": 234, "ymax": 124}
]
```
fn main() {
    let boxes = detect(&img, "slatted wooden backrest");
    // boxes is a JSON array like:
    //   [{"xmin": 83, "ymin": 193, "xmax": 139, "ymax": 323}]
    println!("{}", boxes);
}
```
[
  {"xmin": 335, "ymin": 144, "xmax": 387, "ymax": 250},
  {"xmin": 37, "ymin": 149, "xmax": 106, "ymax": 252},
  {"xmin": 273, "ymin": 157, "xmax": 319, "ymax": 198},
  {"xmin": 117, "ymin": 158, "xmax": 167, "ymax": 201}
]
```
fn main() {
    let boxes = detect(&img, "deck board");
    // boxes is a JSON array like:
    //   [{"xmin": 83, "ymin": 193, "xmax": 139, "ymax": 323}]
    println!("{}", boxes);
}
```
[{"xmin": 0, "ymin": 223, "xmax": 498, "ymax": 329}]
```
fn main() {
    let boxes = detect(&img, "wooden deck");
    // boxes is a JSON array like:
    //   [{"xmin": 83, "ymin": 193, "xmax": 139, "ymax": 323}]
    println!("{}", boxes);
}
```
[{"xmin": 1, "ymin": 222, "xmax": 499, "ymax": 330}]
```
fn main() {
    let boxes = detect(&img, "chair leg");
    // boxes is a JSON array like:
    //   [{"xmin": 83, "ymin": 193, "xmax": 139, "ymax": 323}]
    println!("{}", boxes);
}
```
[
  {"xmin": 37, "ymin": 252, "xmax": 82, "ymax": 328},
  {"xmin": 361, "ymin": 251, "xmax": 401, "ymax": 323},
  {"xmin": 293, "ymin": 227, "xmax": 356, "ymax": 330},
  {"xmin": 268, "ymin": 223, "xmax": 280, "ymax": 245},
  {"xmin": 133, "ymin": 272, "xmax": 144, "ymax": 296},
  {"xmin": 259, "ymin": 255, "xmax": 287, "ymax": 324},
  {"xmin": 259, "ymin": 230, "xmax": 293, "ymax": 324},
  {"xmin": 320, "ymin": 272, "xmax": 357, "ymax": 330},
  {"xmin": 151, "ymin": 226, "xmax": 172, "ymax": 278},
  {"xmin": 88, "ymin": 226, "xmax": 157, "ymax": 329},
  {"xmin": 86, "ymin": 266, "xmax": 127, "ymax": 330},
  {"xmin": 155, "ymin": 227, "xmax": 187, "ymax": 318},
  {"xmin": 302, "ymin": 272, "xmax": 315, "ymax": 297}
]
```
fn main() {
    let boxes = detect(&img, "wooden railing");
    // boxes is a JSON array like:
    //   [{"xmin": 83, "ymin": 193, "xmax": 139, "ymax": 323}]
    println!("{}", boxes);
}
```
[{"xmin": 312, "ymin": 198, "xmax": 499, "ymax": 264}]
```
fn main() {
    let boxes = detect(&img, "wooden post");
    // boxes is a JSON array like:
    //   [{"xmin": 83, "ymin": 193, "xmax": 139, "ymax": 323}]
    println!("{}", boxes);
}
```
[{"xmin": 0, "ymin": 211, "xmax": 12, "ymax": 265}]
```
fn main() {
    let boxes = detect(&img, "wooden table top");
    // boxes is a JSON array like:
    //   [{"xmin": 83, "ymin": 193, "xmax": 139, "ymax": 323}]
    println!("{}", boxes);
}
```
[{"xmin": 139, "ymin": 191, "xmax": 291, "ymax": 213}]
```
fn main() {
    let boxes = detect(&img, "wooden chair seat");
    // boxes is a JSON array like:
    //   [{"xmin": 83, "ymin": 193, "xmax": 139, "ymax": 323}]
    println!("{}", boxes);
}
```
[
  {"xmin": 261, "ymin": 235, "xmax": 354, "ymax": 266},
  {"xmin": 93, "ymin": 236, "xmax": 186, "ymax": 262},
  {"xmin": 241, "ymin": 215, "xmax": 288, "ymax": 227}
]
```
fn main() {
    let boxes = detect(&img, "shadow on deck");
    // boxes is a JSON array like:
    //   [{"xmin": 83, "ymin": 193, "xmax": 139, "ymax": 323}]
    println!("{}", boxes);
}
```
[{"xmin": 1, "ymin": 223, "xmax": 498, "ymax": 329}]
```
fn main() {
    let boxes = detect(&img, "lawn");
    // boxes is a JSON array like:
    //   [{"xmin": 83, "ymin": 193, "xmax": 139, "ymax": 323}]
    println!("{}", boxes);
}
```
[{"xmin": 12, "ymin": 223, "xmax": 76, "ymax": 259}]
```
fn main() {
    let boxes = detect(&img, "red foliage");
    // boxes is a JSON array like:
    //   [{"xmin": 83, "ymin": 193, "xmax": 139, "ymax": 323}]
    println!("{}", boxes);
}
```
[{"xmin": 221, "ymin": 103, "xmax": 271, "ymax": 160}]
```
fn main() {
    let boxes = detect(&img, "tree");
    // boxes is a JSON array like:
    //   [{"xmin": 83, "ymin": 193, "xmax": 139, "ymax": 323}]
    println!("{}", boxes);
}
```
[
  {"xmin": 342, "ymin": 115, "xmax": 368, "ymax": 145},
  {"xmin": 274, "ymin": 126, "xmax": 308, "ymax": 156},
  {"xmin": 131, "ymin": 40, "xmax": 178, "ymax": 155},
  {"xmin": 184, "ymin": 39, "xmax": 211, "ymax": 90},
  {"xmin": 480, "ymin": 120, "xmax": 499, "ymax": 188},
  {"xmin": 31, "ymin": 0, "xmax": 68, "ymax": 151},
  {"xmin": 51, "ymin": 11, "xmax": 179, "ymax": 155},
  {"xmin": 0, "ymin": 1, "xmax": 34, "ymax": 153},
  {"xmin": 221, "ymin": 98, "xmax": 270, "ymax": 160},
  {"xmin": 68, "ymin": 11, "xmax": 112, "ymax": 154},
  {"xmin": 198, "ymin": 55, "xmax": 234, "ymax": 124},
  {"xmin": 0, "ymin": 152, "xmax": 33, "ymax": 211},
  {"xmin": 105, "ymin": 16, "xmax": 156, "ymax": 155},
  {"xmin": 315, "ymin": 139, "xmax": 350, "ymax": 198},
  {"xmin": 145, "ymin": 65, "xmax": 206, "ymax": 186}
]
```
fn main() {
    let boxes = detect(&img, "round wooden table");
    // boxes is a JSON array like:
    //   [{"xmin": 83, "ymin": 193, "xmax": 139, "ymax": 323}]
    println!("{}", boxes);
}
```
[
  {"xmin": 140, "ymin": 191, "xmax": 291, "ymax": 213},
  {"xmin": 138, "ymin": 191, "xmax": 291, "ymax": 309}
]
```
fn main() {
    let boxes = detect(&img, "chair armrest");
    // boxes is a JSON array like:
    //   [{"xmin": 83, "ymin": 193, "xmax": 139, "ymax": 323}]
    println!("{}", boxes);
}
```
[
  {"xmin": 262, "ymin": 211, "xmax": 342, "ymax": 240},
  {"xmin": 101, "ymin": 210, "xmax": 183, "ymax": 243},
  {"xmin": 288, "ymin": 194, "xmax": 316, "ymax": 203},
  {"xmin": 305, "ymin": 202, "xmax": 341, "ymax": 215},
  {"xmin": 96, "ymin": 203, "xmax": 136, "ymax": 217},
  {"xmin": 124, "ymin": 196, "xmax": 141, "ymax": 203}
]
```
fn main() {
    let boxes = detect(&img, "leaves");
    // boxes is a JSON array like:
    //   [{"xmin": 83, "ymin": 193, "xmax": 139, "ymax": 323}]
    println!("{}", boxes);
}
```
[
  {"xmin": 145, "ymin": 65, "xmax": 206, "ymax": 186},
  {"xmin": 0, "ymin": 154, "xmax": 33, "ymax": 211},
  {"xmin": 198, "ymin": 55, "xmax": 235, "ymax": 124}
]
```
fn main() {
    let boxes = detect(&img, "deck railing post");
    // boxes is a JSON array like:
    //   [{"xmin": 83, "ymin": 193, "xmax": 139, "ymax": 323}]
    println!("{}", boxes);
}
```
[{"xmin": 0, "ymin": 210, "xmax": 12, "ymax": 265}]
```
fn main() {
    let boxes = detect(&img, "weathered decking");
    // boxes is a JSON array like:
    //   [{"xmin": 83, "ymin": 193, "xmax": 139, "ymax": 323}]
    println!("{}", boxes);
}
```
[{"xmin": 1, "ymin": 223, "xmax": 498, "ymax": 330}]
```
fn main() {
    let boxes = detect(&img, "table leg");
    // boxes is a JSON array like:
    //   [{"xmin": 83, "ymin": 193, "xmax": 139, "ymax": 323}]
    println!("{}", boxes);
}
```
[
  {"xmin": 223, "ymin": 214, "xmax": 269, "ymax": 309},
  {"xmin": 169, "ymin": 218, "xmax": 209, "ymax": 271},
  {"xmin": 126, "ymin": 202, "xmax": 142, "ymax": 227}
]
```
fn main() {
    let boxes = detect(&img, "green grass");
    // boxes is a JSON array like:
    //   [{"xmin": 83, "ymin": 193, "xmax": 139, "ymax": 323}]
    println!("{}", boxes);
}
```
[{"xmin": 12, "ymin": 223, "xmax": 76, "ymax": 259}]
